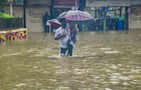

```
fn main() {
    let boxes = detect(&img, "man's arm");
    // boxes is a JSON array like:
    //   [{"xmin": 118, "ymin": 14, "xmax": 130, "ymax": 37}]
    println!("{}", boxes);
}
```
[{"xmin": 55, "ymin": 33, "xmax": 66, "ymax": 40}]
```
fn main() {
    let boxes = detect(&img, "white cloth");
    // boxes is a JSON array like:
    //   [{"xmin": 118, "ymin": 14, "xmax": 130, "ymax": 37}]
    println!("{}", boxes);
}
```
[{"xmin": 55, "ymin": 27, "xmax": 70, "ymax": 48}]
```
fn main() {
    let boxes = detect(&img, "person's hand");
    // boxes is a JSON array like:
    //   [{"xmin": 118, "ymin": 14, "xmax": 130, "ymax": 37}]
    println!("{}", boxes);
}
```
[
  {"xmin": 67, "ymin": 29, "xmax": 71, "ymax": 32},
  {"xmin": 62, "ymin": 32, "xmax": 66, "ymax": 36}
]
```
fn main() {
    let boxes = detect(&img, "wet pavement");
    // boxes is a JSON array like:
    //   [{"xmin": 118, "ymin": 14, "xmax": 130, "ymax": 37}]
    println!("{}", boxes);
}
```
[{"xmin": 0, "ymin": 30, "xmax": 141, "ymax": 90}]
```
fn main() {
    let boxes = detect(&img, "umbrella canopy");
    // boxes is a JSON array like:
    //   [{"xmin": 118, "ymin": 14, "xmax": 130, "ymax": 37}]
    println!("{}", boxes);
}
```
[
  {"xmin": 47, "ymin": 19, "xmax": 61, "ymax": 28},
  {"xmin": 58, "ymin": 11, "xmax": 67, "ymax": 19},
  {"xmin": 58, "ymin": 10, "xmax": 93, "ymax": 21}
]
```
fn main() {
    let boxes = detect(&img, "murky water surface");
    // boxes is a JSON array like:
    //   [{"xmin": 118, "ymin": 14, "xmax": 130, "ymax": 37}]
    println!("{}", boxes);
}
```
[{"xmin": 0, "ymin": 30, "xmax": 141, "ymax": 90}]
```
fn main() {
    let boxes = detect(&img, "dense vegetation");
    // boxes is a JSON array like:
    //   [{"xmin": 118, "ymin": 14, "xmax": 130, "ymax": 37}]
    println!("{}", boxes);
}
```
[{"xmin": 0, "ymin": 0, "xmax": 7, "ymax": 11}]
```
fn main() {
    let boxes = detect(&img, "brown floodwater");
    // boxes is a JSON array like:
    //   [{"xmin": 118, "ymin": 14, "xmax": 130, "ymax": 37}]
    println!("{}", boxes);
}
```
[{"xmin": 0, "ymin": 30, "xmax": 141, "ymax": 90}]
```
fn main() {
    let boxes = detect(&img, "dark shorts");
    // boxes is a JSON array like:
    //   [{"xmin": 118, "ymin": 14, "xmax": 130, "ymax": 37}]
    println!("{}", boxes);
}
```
[
  {"xmin": 60, "ymin": 45, "xmax": 73, "ymax": 56},
  {"xmin": 60, "ymin": 48, "xmax": 68, "ymax": 56}
]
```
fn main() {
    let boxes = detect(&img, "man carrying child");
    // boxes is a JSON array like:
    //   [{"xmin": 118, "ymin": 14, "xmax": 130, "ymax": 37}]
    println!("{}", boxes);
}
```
[{"xmin": 54, "ymin": 18, "xmax": 77, "ymax": 56}]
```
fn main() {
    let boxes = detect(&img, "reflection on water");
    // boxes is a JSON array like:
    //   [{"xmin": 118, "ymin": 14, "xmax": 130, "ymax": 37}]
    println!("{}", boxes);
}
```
[{"xmin": 0, "ymin": 30, "xmax": 141, "ymax": 90}]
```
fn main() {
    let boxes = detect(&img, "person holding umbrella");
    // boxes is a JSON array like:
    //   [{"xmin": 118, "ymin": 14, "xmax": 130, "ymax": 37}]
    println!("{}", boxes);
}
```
[
  {"xmin": 55, "ymin": 10, "xmax": 93, "ymax": 56},
  {"xmin": 67, "ymin": 21, "xmax": 77, "ymax": 56},
  {"xmin": 54, "ymin": 18, "xmax": 77, "ymax": 56},
  {"xmin": 54, "ymin": 18, "xmax": 70, "ymax": 56}
]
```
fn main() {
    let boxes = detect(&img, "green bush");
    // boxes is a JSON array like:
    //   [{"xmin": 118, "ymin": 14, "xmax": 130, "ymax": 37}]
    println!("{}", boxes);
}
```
[
  {"xmin": 0, "ymin": 12, "xmax": 14, "ymax": 18},
  {"xmin": 0, "ymin": 18, "xmax": 23, "ymax": 30}
]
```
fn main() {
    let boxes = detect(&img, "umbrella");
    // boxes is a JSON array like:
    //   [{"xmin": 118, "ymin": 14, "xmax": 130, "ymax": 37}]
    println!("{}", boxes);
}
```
[
  {"xmin": 57, "ymin": 10, "xmax": 93, "ymax": 21},
  {"xmin": 57, "ymin": 11, "xmax": 67, "ymax": 19},
  {"xmin": 47, "ymin": 19, "xmax": 61, "ymax": 28}
]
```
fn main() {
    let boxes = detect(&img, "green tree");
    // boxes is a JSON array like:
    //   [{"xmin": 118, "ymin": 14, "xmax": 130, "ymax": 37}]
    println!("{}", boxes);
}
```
[{"xmin": 0, "ymin": 0, "xmax": 7, "ymax": 11}]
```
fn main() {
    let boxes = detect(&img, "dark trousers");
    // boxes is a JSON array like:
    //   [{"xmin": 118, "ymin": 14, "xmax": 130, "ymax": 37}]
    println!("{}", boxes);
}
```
[
  {"xmin": 67, "ymin": 44, "xmax": 73, "ymax": 56},
  {"xmin": 60, "ymin": 45, "xmax": 73, "ymax": 56}
]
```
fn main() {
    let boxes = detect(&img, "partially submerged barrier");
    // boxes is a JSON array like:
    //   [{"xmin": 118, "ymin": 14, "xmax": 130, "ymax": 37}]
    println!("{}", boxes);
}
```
[{"xmin": 0, "ymin": 28, "xmax": 28, "ymax": 43}]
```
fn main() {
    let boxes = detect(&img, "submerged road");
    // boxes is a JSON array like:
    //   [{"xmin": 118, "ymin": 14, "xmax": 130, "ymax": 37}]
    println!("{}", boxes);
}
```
[{"xmin": 0, "ymin": 30, "xmax": 141, "ymax": 90}]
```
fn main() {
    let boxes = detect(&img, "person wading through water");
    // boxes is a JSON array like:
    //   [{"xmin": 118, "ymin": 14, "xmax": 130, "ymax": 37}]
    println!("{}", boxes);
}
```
[
  {"xmin": 67, "ymin": 21, "xmax": 77, "ymax": 56},
  {"xmin": 54, "ymin": 18, "xmax": 69, "ymax": 56},
  {"xmin": 54, "ymin": 18, "xmax": 77, "ymax": 56}
]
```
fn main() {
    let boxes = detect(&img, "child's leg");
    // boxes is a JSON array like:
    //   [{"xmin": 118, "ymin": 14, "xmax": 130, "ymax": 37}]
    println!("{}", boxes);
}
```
[{"xmin": 60, "ymin": 48, "xmax": 67, "ymax": 56}]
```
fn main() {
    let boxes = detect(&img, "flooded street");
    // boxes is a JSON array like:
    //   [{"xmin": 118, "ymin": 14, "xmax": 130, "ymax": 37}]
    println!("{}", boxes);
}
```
[{"xmin": 0, "ymin": 30, "xmax": 141, "ymax": 90}]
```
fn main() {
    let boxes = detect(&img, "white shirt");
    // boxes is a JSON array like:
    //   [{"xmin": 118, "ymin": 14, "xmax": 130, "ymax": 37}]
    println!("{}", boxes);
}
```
[{"xmin": 55, "ymin": 27, "xmax": 70, "ymax": 48}]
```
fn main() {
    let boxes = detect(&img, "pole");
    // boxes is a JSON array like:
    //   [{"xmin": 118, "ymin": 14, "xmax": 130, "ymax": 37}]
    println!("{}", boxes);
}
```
[
  {"xmin": 50, "ymin": 0, "xmax": 54, "ymax": 19},
  {"xmin": 23, "ymin": 0, "xmax": 27, "ymax": 28},
  {"xmin": 75, "ymin": 0, "xmax": 78, "ymax": 10},
  {"xmin": 79, "ymin": 0, "xmax": 86, "ymax": 11},
  {"xmin": 126, "ymin": 6, "xmax": 129, "ymax": 31},
  {"xmin": 10, "ymin": 2, "xmax": 13, "ymax": 16},
  {"xmin": 50, "ymin": 0, "xmax": 54, "ymax": 32}
]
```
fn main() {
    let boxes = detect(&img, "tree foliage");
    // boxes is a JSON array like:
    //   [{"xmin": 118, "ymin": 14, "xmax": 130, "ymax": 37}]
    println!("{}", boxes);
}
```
[{"xmin": 0, "ymin": 0, "xmax": 7, "ymax": 11}]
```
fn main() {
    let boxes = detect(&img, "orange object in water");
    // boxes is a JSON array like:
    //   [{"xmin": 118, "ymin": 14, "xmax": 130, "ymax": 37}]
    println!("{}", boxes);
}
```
[{"xmin": 1, "ymin": 33, "xmax": 6, "ymax": 41}]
